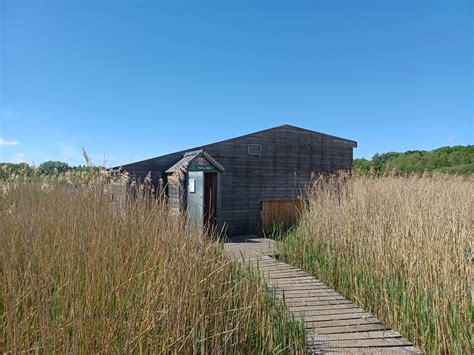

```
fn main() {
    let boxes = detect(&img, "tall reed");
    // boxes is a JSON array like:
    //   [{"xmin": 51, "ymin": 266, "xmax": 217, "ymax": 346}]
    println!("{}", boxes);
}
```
[
  {"xmin": 0, "ymin": 171, "xmax": 304, "ymax": 353},
  {"xmin": 279, "ymin": 173, "xmax": 473, "ymax": 353}
]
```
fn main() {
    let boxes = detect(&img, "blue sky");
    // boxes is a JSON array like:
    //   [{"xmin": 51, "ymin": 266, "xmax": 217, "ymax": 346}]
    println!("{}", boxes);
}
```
[{"xmin": 1, "ymin": 0, "xmax": 473, "ymax": 166}]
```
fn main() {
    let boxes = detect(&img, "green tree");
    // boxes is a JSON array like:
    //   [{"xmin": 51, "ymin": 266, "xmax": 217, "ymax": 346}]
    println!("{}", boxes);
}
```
[
  {"xmin": 0, "ymin": 163, "xmax": 33, "ymax": 179},
  {"xmin": 353, "ymin": 158, "xmax": 371, "ymax": 175},
  {"xmin": 371, "ymin": 152, "xmax": 401, "ymax": 173},
  {"xmin": 366, "ymin": 146, "xmax": 474, "ymax": 175},
  {"xmin": 38, "ymin": 161, "xmax": 71, "ymax": 175}
]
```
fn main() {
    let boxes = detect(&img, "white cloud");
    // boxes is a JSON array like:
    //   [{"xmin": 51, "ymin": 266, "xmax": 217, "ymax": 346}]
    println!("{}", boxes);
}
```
[
  {"xmin": 0, "ymin": 138, "xmax": 19, "ymax": 146},
  {"xmin": 447, "ymin": 135, "xmax": 456, "ymax": 142}
]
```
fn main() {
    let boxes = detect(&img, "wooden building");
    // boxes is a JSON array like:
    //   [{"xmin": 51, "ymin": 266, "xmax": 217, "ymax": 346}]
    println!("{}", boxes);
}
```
[{"xmin": 117, "ymin": 125, "xmax": 357, "ymax": 235}]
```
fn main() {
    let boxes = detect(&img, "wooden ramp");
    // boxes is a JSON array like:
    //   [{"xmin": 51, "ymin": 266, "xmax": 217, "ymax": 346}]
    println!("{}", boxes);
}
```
[{"xmin": 224, "ymin": 236, "xmax": 422, "ymax": 354}]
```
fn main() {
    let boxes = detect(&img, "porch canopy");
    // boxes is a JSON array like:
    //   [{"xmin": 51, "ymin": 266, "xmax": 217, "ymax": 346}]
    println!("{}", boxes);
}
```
[{"xmin": 165, "ymin": 150, "xmax": 225, "ymax": 174}]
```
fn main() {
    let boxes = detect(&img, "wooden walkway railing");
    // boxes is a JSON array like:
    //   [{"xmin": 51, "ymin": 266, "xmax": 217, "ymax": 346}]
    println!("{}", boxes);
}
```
[{"xmin": 224, "ymin": 236, "xmax": 422, "ymax": 354}]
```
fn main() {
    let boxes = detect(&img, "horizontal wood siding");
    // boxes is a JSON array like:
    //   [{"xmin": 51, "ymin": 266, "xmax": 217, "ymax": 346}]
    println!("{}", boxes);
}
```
[
  {"xmin": 119, "ymin": 125, "xmax": 355, "ymax": 236},
  {"xmin": 203, "ymin": 126, "xmax": 354, "ymax": 235}
]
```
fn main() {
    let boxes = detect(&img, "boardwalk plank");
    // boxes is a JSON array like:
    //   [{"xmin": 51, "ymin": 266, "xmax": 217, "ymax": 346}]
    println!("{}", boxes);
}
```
[
  {"xmin": 266, "ymin": 273, "xmax": 317, "ymax": 279},
  {"xmin": 308, "ymin": 346, "xmax": 421, "ymax": 353},
  {"xmin": 312, "ymin": 337, "xmax": 414, "ymax": 348},
  {"xmin": 294, "ymin": 308, "xmax": 368, "ymax": 317},
  {"xmin": 302, "ymin": 311, "xmax": 375, "ymax": 322},
  {"xmin": 279, "ymin": 289, "xmax": 342, "ymax": 295},
  {"xmin": 263, "ymin": 268, "xmax": 312, "ymax": 274},
  {"xmin": 311, "ymin": 323, "xmax": 391, "ymax": 334},
  {"xmin": 289, "ymin": 303, "xmax": 359, "ymax": 311},
  {"xmin": 268, "ymin": 279, "xmax": 324, "ymax": 285},
  {"xmin": 277, "ymin": 294, "xmax": 347, "ymax": 301},
  {"xmin": 304, "ymin": 317, "xmax": 383, "ymax": 328},
  {"xmin": 272, "ymin": 286, "xmax": 331, "ymax": 292},
  {"xmin": 312, "ymin": 330, "xmax": 402, "ymax": 341},
  {"xmin": 285, "ymin": 299, "xmax": 354, "ymax": 307}
]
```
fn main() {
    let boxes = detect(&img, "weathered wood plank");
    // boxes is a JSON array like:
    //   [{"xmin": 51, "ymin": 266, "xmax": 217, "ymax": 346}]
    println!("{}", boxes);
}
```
[
  {"xmin": 302, "ymin": 311, "xmax": 375, "ymax": 322},
  {"xmin": 269, "ymin": 279, "xmax": 328, "ymax": 286},
  {"xmin": 278, "ymin": 288, "xmax": 342, "ymax": 295},
  {"xmin": 312, "ymin": 330, "xmax": 402, "ymax": 341},
  {"xmin": 304, "ymin": 317, "xmax": 383, "ymax": 328},
  {"xmin": 265, "ymin": 274, "xmax": 317, "ymax": 281},
  {"xmin": 268, "ymin": 278, "xmax": 325, "ymax": 285},
  {"xmin": 275, "ymin": 290, "xmax": 343, "ymax": 300},
  {"xmin": 312, "ymin": 336, "xmax": 414, "ymax": 348},
  {"xmin": 294, "ymin": 307, "xmax": 368, "ymax": 317},
  {"xmin": 311, "ymin": 323, "xmax": 391, "ymax": 335},
  {"xmin": 255, "ymin": 263, "xmax": 302, "ymax": 270},
  {"xmin": 286, "ymin": 299, "xmax": 355, "ymax": 308},
  {"xmin": 271, "ymin": 285, "xmax": 329, "ymax": 292},
  {"xmin": 277, "ymin": 294, "xmax": 348, "ymax": 301},
  {"xmin": 307, "ymin": 346, "xmax": 421, "ymax": 353},
  {"xmin": 289, "ymin": 303, "xmax": 359, "ymax": 311}
]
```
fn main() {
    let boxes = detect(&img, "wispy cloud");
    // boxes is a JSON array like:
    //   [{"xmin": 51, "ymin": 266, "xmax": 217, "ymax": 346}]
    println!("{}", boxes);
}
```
[
  {"xmin": 5, "ymin": 152, "xmax": 27, "ymax": 164},
  {"xmin": 447, "ymin": 135, "xmax": 456, "ymax": 143},
  {"xmin": 1, "ymin": 108, "xmax": 51, "ymax": 121},
  {"xmin": 57, "ymin": 143, "xmax": 81, "ymax": 160},
  {"xmin": 0, "ymin": 138, "xmax": 19, "ymax": 146}
]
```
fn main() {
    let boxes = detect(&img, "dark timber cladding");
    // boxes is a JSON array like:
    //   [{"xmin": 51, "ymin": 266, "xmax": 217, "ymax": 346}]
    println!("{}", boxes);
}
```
[{"xmin": 117, "ymin": 125, "xmax": 357, "ymax": 235}]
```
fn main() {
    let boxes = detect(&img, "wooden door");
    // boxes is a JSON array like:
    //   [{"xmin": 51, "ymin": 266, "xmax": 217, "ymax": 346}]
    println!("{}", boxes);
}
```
[
  {"xmin": 203, "ymin": 172, "xmax": 218, "ymax": 229},
  {"xmin": 261, "ymin": 199, "xmax": 306, "ymax": 232}
]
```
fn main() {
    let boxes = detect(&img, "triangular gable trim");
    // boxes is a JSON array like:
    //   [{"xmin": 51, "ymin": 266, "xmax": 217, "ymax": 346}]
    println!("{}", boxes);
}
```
[{"xmin": 165, "ymin": 150, "xmax": 225, "ymax": 173}]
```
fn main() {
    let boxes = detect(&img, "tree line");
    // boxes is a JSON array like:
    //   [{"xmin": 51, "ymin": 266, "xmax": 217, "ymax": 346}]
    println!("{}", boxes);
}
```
[
  {"xmin": 0, "ymin": 161, "xmax": 101, "ymax": 179},
  {"xmin": 1, "ymin": 145, "xmax": 473, "ymax": 179},
  {"xmin": 354, "ymin": 145, "xmax": 473, "ymax": 175}
]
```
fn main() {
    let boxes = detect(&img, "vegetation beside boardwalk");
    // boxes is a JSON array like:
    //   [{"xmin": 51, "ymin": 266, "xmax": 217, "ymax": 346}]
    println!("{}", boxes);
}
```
[
  {"xmin": 277, "ymin": 173, "xmax": 473, "ymax": 353},
  {"xmin": 0, "ymin": 171, "xmax": 305, "ymax": 353}
]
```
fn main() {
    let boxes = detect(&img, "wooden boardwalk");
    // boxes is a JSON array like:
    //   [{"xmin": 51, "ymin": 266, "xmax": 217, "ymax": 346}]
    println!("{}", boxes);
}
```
[{"xmin": 224, "ymin": 236, "xmax": 422, "ymax": 354}]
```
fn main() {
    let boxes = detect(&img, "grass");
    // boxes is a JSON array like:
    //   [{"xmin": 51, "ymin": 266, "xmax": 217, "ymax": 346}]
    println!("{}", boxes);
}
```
[
  {"xmin": 277, "ymin": 173, "xmax": 473, "ymax": 353},
  {"xmin": 0, "ymin": 170, "xmax": 305, "ymax": 353}
]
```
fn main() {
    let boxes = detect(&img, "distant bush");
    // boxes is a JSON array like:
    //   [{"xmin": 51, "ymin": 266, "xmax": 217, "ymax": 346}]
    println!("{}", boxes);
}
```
[{"xmin": 38, "ymin": 160, "xmax": 71, "ymax": 175}]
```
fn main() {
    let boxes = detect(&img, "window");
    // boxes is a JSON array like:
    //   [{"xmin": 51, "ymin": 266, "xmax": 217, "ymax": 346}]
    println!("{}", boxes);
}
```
[{"xmin": 247, "ymin": 144, "xmax": 261, "ymax": 156}]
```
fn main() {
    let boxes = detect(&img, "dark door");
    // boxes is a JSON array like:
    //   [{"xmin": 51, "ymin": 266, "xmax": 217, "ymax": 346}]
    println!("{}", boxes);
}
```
[{"xmin": 203, "ymin": 172, "xmax": 218, "ymax": 230}]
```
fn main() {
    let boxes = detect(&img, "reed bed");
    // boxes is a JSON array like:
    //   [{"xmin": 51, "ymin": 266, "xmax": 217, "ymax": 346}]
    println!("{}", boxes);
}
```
[
  {"xmin": 0, "ymin": 171, "xmax": 304, "ymax": 353},
  {"xmin": 278, "ymin": 173, "xmax": 473, "ymax": 353}
]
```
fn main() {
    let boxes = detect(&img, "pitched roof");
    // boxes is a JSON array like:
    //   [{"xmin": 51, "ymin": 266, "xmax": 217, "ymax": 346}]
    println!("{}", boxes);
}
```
[
  {"xmin": 280, "ymin": 125, "xmax": 357, "ymax": 147},
  {"xmin": 116, "ymin": 125, "xmax": 357, "ymax": 169},
  {"xmin": 165, "ymin": 150, "xmax": 225, "ymax": 173}
]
